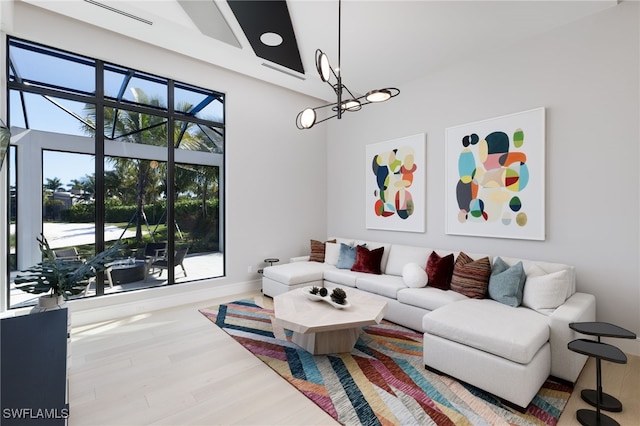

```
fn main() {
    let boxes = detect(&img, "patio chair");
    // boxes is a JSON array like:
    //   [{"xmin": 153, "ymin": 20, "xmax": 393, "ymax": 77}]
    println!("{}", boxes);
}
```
[
  {"xmin": 141, "ymin": 242, "xmax": 167, "ymax": 261},
  {"xmin": 145, "ymin": 247, "xmax": 188, "ymax": 281},
  {"xmin": 139, "ymin": 242, "xmax": 167, "ymax": 274},
  {"xmin": 53, "ymin": 247, "xmax": 82, "ymax": 262}
]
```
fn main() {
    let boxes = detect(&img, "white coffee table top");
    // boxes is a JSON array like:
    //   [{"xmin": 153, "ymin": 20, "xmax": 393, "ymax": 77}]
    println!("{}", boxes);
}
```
[{"xmin": 274, "ymin": 287, "xmax": 387, "ymax": 334}]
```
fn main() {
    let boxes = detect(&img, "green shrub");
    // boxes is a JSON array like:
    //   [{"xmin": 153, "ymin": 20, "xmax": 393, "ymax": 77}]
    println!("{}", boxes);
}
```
[{"xmin": 69, "ymin": 203, "xmax": 94, "ymax": 222}]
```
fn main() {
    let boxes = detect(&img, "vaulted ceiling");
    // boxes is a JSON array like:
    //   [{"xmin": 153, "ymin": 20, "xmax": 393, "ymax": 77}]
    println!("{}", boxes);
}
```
[{"xmin": 20, "ymin": 0, "xmax": 618, "ymax": 102}]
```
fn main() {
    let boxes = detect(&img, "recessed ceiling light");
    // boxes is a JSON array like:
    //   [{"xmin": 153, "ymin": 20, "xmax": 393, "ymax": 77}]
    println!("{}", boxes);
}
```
[{"xmin": 260, "ymin": 32, "xmax": 283, "ymax": 47}]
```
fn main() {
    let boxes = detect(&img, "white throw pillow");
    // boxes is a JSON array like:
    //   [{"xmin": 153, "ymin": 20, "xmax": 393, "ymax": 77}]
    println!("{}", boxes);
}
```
[
  {"xmin": 324, "ymin": 242, "xmax": 340, "ymax": 266},
  {"xmin": 402, "ymin": 262, "xmax": 428, "ymax": 288},
  {"xmin": 522, "ymin": 267, "xmax": 570, "ymax": 310}
]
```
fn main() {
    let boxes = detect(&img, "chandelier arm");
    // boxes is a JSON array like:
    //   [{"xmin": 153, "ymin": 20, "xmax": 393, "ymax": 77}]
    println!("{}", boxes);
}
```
[
  {"xmin": 313, "ymin": 113, "xmax": 339, "ymax": 126},
  {"xmin": 296, "ymin": 110, "xmax": 340, "ymax": 129},
  {"xmin": 329, "ymin": 68, "xmax": 339, "ymax": 82},
  {"xmin": 341, "ymin": 83, "xmax": 359, "ymax": 102},
  {"xmin": 310, "ymin": 101, "xmax": 340, "ymax": 111}
]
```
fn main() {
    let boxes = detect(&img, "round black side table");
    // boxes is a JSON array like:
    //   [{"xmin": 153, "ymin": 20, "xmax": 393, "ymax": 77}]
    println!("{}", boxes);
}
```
[
  {"xmin": 569, "ymin": 322, "xmax": 636, "ymax": 412},
  {"xmin": 264, "ymin": 258, "xmax": 280, "ymax": 267},
  {"xmin": 567, "ymin": 338, "xmax": 627, "ymax": 426},
  {"xmin": 258, "ymin": 258, "xmax": 280, "ymax": 278}
]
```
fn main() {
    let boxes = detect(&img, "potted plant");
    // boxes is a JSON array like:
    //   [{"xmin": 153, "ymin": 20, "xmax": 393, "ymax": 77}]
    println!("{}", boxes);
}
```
[{"xmin": 14, "ymin": 233, "xmax": 123, "ymax": 313}]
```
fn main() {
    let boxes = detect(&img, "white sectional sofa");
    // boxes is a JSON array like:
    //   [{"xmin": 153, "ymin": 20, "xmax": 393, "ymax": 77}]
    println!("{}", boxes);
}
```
[{"xmin": 262, "ymin": 237, "xmax": 596, "ymax": 409}]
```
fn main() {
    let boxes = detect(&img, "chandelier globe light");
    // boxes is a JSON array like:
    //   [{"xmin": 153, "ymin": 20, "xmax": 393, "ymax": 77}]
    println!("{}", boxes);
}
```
[{"xmin": 296, "ymin": 0, "xmax": 399, "ymax": 130}]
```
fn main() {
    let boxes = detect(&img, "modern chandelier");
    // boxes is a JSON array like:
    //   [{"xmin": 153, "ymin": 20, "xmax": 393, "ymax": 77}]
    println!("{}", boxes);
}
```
[{"xmin": 295, "ymin": 0, "xmax": 399, "ymax": 130}]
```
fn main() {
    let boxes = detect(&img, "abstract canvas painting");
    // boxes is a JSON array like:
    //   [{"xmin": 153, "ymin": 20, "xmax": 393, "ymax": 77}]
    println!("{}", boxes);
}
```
[
  {"xmin": 366, "ymin": 133, "xmax": 425, "ymax": 233},
  {"xmin": 445, "ymin": 108, "xmax": 545, "ymax": 240}
]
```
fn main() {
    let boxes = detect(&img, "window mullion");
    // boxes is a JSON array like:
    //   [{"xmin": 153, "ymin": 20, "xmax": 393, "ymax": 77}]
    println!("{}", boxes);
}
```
[
  {"xmin": 167, "ymin": 80, "xmax": 175, "ymax": 284},
  {"xmin": 95, "ymin": 60, "xmax": 106, "ymax": 296}
]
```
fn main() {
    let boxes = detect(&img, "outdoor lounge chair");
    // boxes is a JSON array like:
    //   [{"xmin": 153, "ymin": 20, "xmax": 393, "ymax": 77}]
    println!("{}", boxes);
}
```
[
  {"xmin": 141, "ymin": 242, "xmax": 167, "ymax": 261},
  {"xmin": 145, "ymin": 247, "xmax": 188, "ymax": 281},
  {"xmin": 53, "ymin": 247, "xmax": 83, "ymax": 262},
  {"xmin": 140, "ymin": 242, "xmax": 167, "ymax": 274}
]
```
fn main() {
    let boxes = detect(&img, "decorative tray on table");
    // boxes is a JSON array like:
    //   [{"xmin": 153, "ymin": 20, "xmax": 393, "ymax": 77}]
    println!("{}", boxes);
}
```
[{"xmin": 301, "ymin": 286, "xmax": 351, "ymax": 309}]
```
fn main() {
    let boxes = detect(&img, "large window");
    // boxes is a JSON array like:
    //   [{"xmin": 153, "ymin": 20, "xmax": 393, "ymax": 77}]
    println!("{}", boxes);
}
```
[{"xmin": 6, "ymin": 38, "xmax": 225, "ymax": 308}]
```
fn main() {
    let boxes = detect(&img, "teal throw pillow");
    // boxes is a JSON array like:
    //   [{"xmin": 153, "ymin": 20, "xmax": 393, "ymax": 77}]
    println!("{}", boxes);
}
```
[
  {"xmin": 336, "ymin": 243, "xmax": 362, "ymax": 269},
  {"xmin": 488, "ymin": 257, "xmax": 526, "ymax": 307}
]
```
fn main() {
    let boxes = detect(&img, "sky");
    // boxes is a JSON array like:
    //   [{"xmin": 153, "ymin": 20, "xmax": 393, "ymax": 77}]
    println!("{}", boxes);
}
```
[{"xmin": 43, "ymin": 150, "xmax": 101, "ymax": 189}]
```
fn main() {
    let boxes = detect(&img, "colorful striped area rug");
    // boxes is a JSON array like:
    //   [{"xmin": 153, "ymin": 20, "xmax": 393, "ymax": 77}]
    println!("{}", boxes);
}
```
[{"xmin": 199, "ymin": 300, "xmax": 572, "ymax": 426}]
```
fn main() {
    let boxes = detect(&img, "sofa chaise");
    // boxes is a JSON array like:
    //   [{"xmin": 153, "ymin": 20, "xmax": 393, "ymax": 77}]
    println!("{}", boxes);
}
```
[{"xmin": 262, "ymin": 237, "xmax": 596, "ymax": 409}]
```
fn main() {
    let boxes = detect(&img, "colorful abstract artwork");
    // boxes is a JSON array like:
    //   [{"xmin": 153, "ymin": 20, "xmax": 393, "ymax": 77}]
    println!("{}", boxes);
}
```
[
  {"xmin": 445, "ymin": 108, "xmax": 545, "ymax": 240},
  {"xmin": 366, "ymin": 134, "xmax": 425, "ymax": 233}
]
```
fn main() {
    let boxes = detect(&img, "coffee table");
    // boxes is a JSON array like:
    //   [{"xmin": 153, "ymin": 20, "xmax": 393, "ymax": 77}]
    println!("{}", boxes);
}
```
[{"xmin": 274, "ymin": 288, "xmax": 387, "ymax": 355}]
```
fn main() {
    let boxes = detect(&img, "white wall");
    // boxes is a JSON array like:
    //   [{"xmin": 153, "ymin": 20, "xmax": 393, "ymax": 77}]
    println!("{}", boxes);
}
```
[
  {"xmin": 1, "ymin": 2, "xmax": 328, "ymax": 319},
  {"xmin": 327, "ymin": 2, "xmax": 640, "ymax": 354}
]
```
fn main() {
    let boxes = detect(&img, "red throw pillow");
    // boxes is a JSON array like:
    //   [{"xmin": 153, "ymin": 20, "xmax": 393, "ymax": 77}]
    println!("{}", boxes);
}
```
[
  {"xmin": 351, "ymin": 245, "xmax": 384, "ymax": 274},
  {"xmin": 425, "ymin": 251, "xmax": 454, "ymax": 290}
]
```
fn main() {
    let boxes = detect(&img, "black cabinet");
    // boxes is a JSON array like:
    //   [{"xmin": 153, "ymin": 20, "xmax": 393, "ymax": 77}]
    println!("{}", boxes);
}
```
[{"xmin": 1, "ymin": 309, "xmax": 68, "ymax": 425}]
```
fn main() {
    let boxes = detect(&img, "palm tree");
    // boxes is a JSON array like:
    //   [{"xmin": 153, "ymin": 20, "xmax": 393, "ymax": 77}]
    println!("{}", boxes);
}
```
[
  {"xmin": 83, "ymin": 89, "xmax": 166, "ymax": 242},
  {"xmin": 67, "ymin": 178, "xmax": 83, "ymax": 191},
  {"xmin": 44, "ymin": 177, "xmax": 64, "ymax": 192},
  {"xmin": 67, "ymin": 175, "xmax": 94, "ymax": 202},
  {"xmin": 79, "ymin": 174, "xmax": 95, "ymax": 201},
  {"xmin": 191, "ymin": 165, "xmax": 218, "ymax": 218},
  {"xmin": 83, "ymin": 88, "xmax": 217, "ymax": 245},
  {"xmin": 104, "ymin": 170, "xmax": 125, "ymax": 203}
]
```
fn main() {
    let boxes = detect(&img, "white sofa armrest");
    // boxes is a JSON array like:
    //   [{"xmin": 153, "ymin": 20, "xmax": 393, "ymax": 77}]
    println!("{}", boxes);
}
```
[
  {"xmin": 548, "ymin": 292, "xmax": 596, "ymax": 382},
  {"xmin": 290, "ymin": 255, "xmax": 310, "ymax": 262}
]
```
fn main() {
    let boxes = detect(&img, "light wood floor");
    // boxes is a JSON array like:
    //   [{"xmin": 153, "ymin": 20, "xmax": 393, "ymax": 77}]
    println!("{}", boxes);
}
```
[{"xmin": 68, "ymin": 291, "xmax": 639, "ymax": 426}]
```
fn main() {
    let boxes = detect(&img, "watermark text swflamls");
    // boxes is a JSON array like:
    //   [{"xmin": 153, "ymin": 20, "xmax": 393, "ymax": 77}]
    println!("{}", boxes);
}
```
[{"xmin": 3, "ymin": 408, "xmax": 69, "ymax": 419}]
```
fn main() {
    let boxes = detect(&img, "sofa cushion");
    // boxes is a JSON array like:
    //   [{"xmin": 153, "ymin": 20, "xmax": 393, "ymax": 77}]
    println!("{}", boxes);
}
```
[
  {"xmin": 385, "ymin": 244, "xmax": 432, "ymax": 276},
  {"xmin": 423, "ymin": 299, "xmax": 549, "ymax": 364},
  {"xmin": 355, "ymin": 274, "xmax": 406, "ymax": 299},
  {"xmin": 351, "ymin": 245, "xmax": 384, "ymax": 274},
  {"xmin": 522, "ymin": 266, "xmax": 570, "ymax": 311},
  {"xmin": 263, "ymin": 261, "xmax": 334, "ymax": 285},
  {"xmin": 323, "ymin": 268, "xmax": 362, "ymax": 287},
  {"xmin": 426, "ymin": 251, "xmax": 455, "ymax": 290},
  {"xmin": 402, "ymin": 263, "xmax": 428, "ymax": 288},
  {"xmin": 336, "ymin": 243, "xmax": 361, "ymax": 269},
  {"xmin": 488, "ymin": 257, "xmax": 526, "ymax": 307},
  {"xmin": 450, "ymin": 252, "xmax": 492, "ymax": 299},
  {"xmin": 324, "ymin": 242, "xmax": 340, "ymax": 266},
  {"xmin": 397, "ymin": 287, "xmax": 468, "ymax": 311}
]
